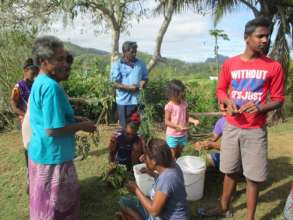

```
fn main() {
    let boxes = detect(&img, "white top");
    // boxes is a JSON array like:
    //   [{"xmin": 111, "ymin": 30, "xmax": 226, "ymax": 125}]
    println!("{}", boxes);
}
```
[{"xmin": 21, "ymin": 100, "xmax": 31, "ymax": 149}]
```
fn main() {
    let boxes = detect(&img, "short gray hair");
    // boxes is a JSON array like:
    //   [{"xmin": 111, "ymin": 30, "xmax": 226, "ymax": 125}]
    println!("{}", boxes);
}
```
[
  {"xmin": 32, "ymin": 36, "xmax": 64, "ymax": 67},
  {"xmin": 122, "ymin": 41, "xmax": 137, "ymax": 53}
]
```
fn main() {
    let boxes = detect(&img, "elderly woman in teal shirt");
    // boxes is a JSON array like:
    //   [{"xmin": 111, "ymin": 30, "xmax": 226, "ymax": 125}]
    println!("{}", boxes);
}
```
[
  {"xmin": 111, "ymin": 41, "xmax": 148, "ymax": 128},
  {"xmin": 28, "ymin": 36, "xmax": 96, "ymax": 220}
]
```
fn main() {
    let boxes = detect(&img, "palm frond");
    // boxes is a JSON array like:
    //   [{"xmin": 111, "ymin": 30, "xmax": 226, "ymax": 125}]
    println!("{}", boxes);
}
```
[
  {"xmin": 286, "ymin": 7, "xmax": 293, "ymax": 47},
  {"xmin": 153, "ymin": 0, "xmax": 206, "ymax": 16},
  {"xmin": 211, "ymin": 0, "xmax": 241, "ymax": 25},
  {"xmin": 270, "ymin": 18, "xmax": 290, "ymax": 79},
  {"xmin": 153, "ymin": 0, "xmax": 166, "ymax": 16}
]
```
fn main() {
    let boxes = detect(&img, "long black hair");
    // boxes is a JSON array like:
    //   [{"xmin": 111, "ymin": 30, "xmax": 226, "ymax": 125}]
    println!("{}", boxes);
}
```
[
  {"xmin": 144, "ymin": 138, "xmax": 173, "ymax": 168},
  {"xmin": 167, "ymin": 79, "xmax": 186, "ymax": 100}
]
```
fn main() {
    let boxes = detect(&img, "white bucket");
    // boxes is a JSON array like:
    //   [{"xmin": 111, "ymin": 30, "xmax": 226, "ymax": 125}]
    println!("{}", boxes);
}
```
[
  {"xmin": 176, "ymin": 156, "xmax": 206, "ymax": 201},
  {"xmin": 133, "ymin": 163, "xmax": 154, "ymax": 196}
]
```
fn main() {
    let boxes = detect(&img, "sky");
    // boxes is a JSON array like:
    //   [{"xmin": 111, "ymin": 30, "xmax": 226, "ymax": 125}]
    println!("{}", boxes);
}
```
[{"xmin": 43, "ymin": 4, "xmax": 256, "ymax": 62}]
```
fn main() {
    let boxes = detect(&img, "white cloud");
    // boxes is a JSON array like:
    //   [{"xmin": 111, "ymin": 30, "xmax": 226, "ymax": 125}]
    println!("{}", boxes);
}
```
[
  {"xmin": 42, "ymin": 6, "xmax": 253, "ymax": 62},
  {"xmin": 166, "ymin": 14, "xmax": 208, "ymax": 40}
]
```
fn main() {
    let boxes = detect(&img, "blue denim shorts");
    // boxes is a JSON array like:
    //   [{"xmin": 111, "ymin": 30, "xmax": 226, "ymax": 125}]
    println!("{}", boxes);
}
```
[
  {"xmin": 210, "ymin": 152, "xmax": 220, "ymax": 170},
  {"xmin": 166, "ymin": 135, "xmax": 188, "ymax": 148}
]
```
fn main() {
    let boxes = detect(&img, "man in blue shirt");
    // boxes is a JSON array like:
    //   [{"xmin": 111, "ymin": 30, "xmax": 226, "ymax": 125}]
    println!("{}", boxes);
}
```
[{"xmin": 111, "ymin": 41, "xmax": 148, "ymax": 128}]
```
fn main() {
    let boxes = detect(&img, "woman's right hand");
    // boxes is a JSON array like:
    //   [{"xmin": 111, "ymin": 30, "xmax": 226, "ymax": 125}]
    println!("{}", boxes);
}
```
[
  {"xmin": 127, "ymin": 180, "xmax": 139, "ymax": 193},
  {"xmin": 80, "ymin": 121, "xmax": 96, "ymax": 132},
  {"xmin": 139, "ymin": 154, "xmax": 145, "ymax": 162}
]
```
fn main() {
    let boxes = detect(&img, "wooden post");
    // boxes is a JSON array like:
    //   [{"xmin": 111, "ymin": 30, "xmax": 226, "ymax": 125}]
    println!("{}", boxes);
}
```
[{"xmin": 189, "ymin": 112, "xmax": 223, "ymax": 117}]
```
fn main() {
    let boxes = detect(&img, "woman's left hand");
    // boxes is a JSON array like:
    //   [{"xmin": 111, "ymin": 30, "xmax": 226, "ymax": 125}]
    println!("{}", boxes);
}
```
[
  {"xmin": 139, "ymin": 154, "xmax": 145, "ymax": 162},
  {"xmin": 192, "ymin": 119, "xmax": 200, "ymax": 126},
  {"xmin": 127, "ymin": 180, "xmax": 138, "ymax": 193}
]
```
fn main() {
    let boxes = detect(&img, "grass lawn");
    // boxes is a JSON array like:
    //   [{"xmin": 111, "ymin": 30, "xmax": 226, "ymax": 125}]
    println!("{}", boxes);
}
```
[{"xmin": 0, "ymin": 119, "xmax": 292, "ymax": 220}]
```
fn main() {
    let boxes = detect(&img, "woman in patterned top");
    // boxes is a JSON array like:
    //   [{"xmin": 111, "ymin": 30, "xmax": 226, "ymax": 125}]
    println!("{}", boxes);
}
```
[{"xmin": 10, "ymin": 58, "xmax": 39, "ymax": 123}]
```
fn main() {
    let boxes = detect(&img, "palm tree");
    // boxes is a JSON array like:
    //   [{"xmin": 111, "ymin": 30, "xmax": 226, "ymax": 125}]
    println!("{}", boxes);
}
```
[
  {"xmin": 207, "ymin": 0, "xmax": 293, "ymax": 123},
  {"xmin": 209, "ymin": 28, "xmax": 229, "ymax": 75},
  {"xmin": 173, "ymin": 0, "xmax": 293, "ymax": 123}
]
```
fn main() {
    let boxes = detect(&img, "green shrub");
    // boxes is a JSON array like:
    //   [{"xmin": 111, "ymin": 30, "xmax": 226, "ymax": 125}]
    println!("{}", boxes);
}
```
[
  {"xmin": 143, "ymin": 76, "xmax": 169, "ymax": 122},
  {"xmin": 62, "ymin": 56, "xmax": 115, "ymax": 123}
]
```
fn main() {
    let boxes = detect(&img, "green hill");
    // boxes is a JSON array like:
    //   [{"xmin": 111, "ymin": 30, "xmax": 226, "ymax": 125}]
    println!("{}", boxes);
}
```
[
  {"xmin": 65, "ymin": 42, "xmax": 110, "ymax": 56},
  {"xmin": 65, "ymin": 42, "xmax": 220, "ymax": 79}
]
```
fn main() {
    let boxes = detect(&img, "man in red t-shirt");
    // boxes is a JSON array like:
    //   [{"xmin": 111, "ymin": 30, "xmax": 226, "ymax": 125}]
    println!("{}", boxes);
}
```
[{"xmin": 198, "ymin": 17, "xmax": 285, "ymax": 219}]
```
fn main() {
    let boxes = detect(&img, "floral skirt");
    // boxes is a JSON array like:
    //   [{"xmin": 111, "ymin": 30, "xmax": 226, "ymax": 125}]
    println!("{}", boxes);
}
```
[{"xmin": 28, "ymin": 159, "xmax": 80, "ymax": 220}]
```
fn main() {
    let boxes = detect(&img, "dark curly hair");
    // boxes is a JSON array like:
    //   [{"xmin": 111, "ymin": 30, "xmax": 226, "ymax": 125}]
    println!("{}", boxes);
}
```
[
  {"xmin": 244, "ymin": 17, "xmax": 272, "ymax": 36},
  {"xmin": 23, "ymin": 58, "xmax": 39, "ymax": 72}
]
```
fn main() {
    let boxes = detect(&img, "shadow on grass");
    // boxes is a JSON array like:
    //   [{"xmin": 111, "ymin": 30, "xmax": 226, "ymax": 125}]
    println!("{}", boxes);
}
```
[
  {"xmin": 188, "ymin": 170, "xmax": 224, "ymax": 218},
  {"xmin": 258, "ymin": 180, "xmax": 291, "ymax": 220},
  {"xmin": 232, "ymin": 156, "xmax": 292, "ymax": 218},
  {"xmin": 80, "ymin": 176, "xmax": 123, "ymax": 220},
  {"xmin": 88, "ymin": 147, "xmax": 109, "ymax": 158}
]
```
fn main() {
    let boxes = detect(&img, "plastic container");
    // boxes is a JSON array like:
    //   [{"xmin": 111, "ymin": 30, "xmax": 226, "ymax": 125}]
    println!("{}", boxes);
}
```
[
  {"xmin": 176, "ymin": 156, "xmax": 206, "ymax": 201},
  {"xmin": 133, "ymin": 163, "xmax": 154, "ymax": 196}
]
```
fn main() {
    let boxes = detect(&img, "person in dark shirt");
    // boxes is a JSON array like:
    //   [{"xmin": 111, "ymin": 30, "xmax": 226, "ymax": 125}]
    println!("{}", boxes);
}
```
[
  {"xmin": 108, "ymin": 112, "xmax": 143, "ymax": 170},
  {"xmin": 10, "ymin": 58, "xmax": 39, "ymax": 123}
]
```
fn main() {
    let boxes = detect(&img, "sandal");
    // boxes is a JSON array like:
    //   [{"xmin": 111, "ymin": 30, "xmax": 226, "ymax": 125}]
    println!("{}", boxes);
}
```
[
  {"xmin": 115, "ymin": 211, "xmax": 127, "ymax": 220},
  {"xmin": 197, "ymin": 207, "xmax": 233, "ymax": 218}
]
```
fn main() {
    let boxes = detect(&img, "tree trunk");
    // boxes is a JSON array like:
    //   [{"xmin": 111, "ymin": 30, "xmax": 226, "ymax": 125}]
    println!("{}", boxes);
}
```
[
  {"xmin": 147, "ymin": 0, "xmax": 175, "ymax": 72},
  {"xmin": 268, "ymin": 20, "xmax": 290, "ymax": 125},
  {"xmin": 111, "ymin": 27, "xmax": 120, "ymax": 65},
  {"xmin": 215, "ymin": 37, "xmax": 219, "ymax": 76},
  {"xmin": 254, "ymin": 2, "xmax": 287, "ymax": 125}
]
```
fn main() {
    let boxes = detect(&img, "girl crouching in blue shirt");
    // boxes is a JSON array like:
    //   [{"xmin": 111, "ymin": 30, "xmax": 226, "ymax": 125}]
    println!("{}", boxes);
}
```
[{"xmin": 117, "ymin": 138, "xmax": 189, "ymax": 220}]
